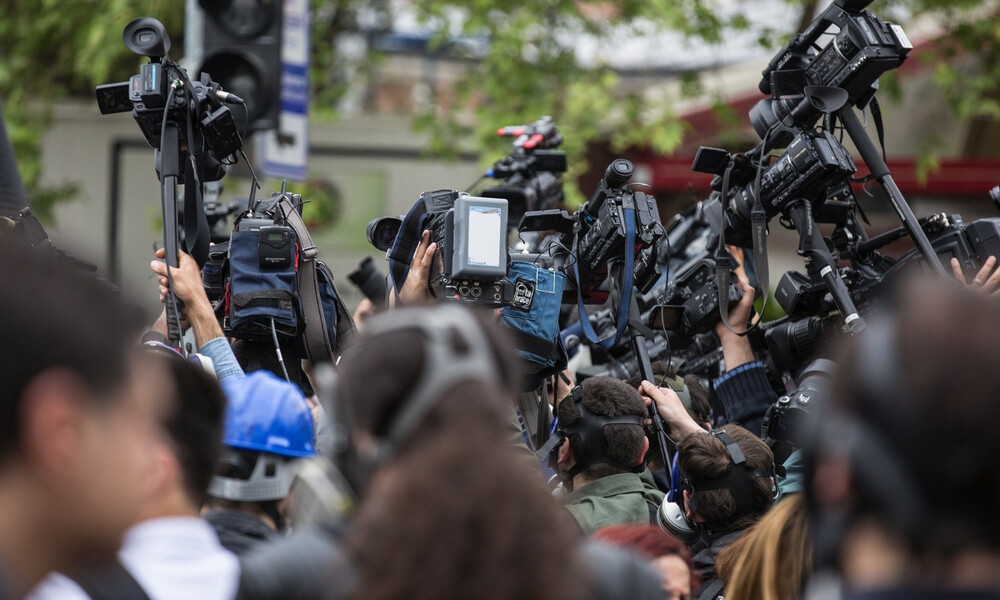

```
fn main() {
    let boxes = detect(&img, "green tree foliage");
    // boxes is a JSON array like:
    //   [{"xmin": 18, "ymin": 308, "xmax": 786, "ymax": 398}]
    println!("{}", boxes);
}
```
[
  {"xmin": 0, "ymin": 0, "xmax": 184, "ymax": 221},
  {"xmin": 401, "ymin": 0, "xmax": 748, "ymax": 204},
  {"xmin": 2, "ymin": 0, "xmax": 998, "ymax": 221}
]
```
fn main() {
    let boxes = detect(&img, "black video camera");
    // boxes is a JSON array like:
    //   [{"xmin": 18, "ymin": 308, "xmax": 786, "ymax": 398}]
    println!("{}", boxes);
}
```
[
  {"xmin": 695, "ymin": 130, "xmax": 857, "ymax": 247},
  {"xmin": 762, "ymin": 358, "xmax": 835, "ymax": 465},
  {"xmin": 650, "ymin": 255, "xmax": 745, "ymax": 342},
  {"xmin": 481, "ymin": 116, "xmax": 567, "ymax": 226},
  {"xmin": 519, "ymin": 159, "xmax": 664, "ymax": 304},
  {"xmin": 754, "ymin": 0, "xmax": 912, "ymax": 143},
  {"xmin": 96, "ymin": 18, "xmax": 242, "ymax": 183},
  {"xmin": 348, "ymin": 257, "xmax": 389, "ymax": 310}
]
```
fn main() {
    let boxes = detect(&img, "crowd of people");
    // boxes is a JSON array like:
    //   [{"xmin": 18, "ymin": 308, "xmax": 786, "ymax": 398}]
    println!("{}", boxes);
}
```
[{"xmin": 2, "ymin": 218, "xmax": 1000, "ymax": 600}]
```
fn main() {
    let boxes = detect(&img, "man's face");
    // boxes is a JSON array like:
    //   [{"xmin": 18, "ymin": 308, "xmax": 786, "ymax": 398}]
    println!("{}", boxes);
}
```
[{"xmin": 57, "ymin": 357, "xmax": 170, "ymax": 561}]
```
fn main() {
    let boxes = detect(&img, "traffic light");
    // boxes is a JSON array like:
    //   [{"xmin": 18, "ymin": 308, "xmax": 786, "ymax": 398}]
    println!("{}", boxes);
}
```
[{"xmin": 197, "ymin": 0, "xmax": 282, "ymax": 135}]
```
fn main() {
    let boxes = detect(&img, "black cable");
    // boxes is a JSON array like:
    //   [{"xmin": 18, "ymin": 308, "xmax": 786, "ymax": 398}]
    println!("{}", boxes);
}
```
[{"xmin": 270, "ymin": 318, "xmax": 291, "ymax": 382}]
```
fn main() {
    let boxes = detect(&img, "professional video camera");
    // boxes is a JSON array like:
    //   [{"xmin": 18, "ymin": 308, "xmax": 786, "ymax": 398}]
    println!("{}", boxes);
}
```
[
  {"xmin": 762, "ymin": 358, "xmax": 835, "ymax": 465},
  {"xmin": 679, "ymin": 0, "xmax": 940, "ymax": 347},
  {"xmin": 480, "ymin": 116, "xmax": 567, "ymax": 227},
  {"xmin": 755, "ymin": 0, "xmax": 911, "ymax": 143},
  {"xmin": 420, "ymin": 189, "xmax": 514, "ymax": 306},
  {"xmin": 96, "ymin": 18, "xmax": 243, "ymax": 183},
  {"xmin": 520, "ymin": 159, "xmax": 665, "ymax": 305},
  {"xmin": 696, "ymin": 131, "xmax": 857, "ymax": 247},
  {"xmin": 96, "ymin": 17, "xmax": 247, "ymax": 348}
]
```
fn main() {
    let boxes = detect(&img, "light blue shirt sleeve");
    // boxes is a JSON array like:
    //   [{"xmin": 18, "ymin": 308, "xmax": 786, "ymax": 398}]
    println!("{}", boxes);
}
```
[{"xmin": 199, "ymin": 337, "xmax": 245, "ymax": 381}]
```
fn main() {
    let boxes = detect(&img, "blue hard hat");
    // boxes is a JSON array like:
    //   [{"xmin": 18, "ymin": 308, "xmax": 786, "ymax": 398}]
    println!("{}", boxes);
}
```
[{"xmin": 220, "ymin": 371, "xmax": 317, "ymax": 458}]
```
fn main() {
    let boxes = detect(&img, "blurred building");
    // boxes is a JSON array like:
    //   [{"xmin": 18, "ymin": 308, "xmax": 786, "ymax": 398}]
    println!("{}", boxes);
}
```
[{"xmin": 36, "ymin": 0, "xmax": 1000, "ymax": 314}]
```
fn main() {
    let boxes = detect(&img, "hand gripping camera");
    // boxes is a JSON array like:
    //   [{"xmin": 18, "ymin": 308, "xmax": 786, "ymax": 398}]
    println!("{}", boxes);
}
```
[{"xmin": 422, "ymin": 190, "xmax": 514, "ymax": 306}]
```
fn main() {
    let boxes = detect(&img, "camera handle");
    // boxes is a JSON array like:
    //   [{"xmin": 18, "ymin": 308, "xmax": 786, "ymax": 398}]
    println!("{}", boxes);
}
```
[
  {"xmin": 837, "ymin": 105, "xmax": 947, "ymax": 278},
  {"xmin": 620, "ymin": 279, "xmax": 675, "ymax": 472},
  {"xmin": 159, "ymin": 116, "xmax": 185, "ymax": 349},
  {"xmin": 784, "ymin": 200, "xmax": 866, "ymax": 335}
]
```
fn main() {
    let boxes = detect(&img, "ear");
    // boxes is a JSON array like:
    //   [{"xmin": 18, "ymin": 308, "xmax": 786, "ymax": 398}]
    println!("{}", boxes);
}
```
[
  {"xmin": 635, "ymin": 436, "xmax": 650, "ymax": 466},
  {"xmin": 557, "ymin": 437, "xmax": 574, "ymax": 468},
  {"xmin": 682, "ymin": 488, "xmax": 701, "ymax": 521},
  {"xmin": 144, "ymin": 442, "xmax": 177, "ymax": 498},
  {"xmin": 20, "ymin": 370, "xmax": 93, "ymax": 486}
]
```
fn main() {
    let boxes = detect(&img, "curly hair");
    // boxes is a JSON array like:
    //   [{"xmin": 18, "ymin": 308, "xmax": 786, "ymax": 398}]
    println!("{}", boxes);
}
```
[{"xmin": 557, "ymin": 376, "xmax": 648, "ymax": 481}]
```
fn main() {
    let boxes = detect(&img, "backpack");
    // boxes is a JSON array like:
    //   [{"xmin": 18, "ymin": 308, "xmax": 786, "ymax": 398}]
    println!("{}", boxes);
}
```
[{"xmin": 210, "ymin": 190, "xmax": 355, "ymax": 363}]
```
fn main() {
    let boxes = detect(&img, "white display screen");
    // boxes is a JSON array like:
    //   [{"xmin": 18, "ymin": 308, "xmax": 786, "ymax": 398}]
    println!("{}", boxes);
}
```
[{"xmin": 467, "ymin": 206, "xmax": 502, "ymax": 267}]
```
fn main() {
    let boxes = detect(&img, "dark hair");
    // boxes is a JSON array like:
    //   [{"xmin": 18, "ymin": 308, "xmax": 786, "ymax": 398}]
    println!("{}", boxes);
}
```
[
  {"xmin": 624, "ymin": 362, "xmax": 711, "ymax": 470},
  {"xmin": 820, "ymin": 279, "xmax": 1000, "ymax": 553},
  {"xmin": 557, "ymin": 376, "xmax": 648, "ymax": 481},
  {"xmin": 624, "ymin": 361, "xmax": 711, "ymax": 425},
  {"xmin": 340, "ymin": 307, "xmax": 586, "ymax": 600},
  {"xmin": 156, "ymin": 354, "xmax": 227, "ymax": 506},
  {"xmin": 678, "ymin": 424, "xmax": 774, "ymax": 533},
  {"xmin": 0, "ymin": 238, "xmax": 146, "ymax": 460},
  {"xmin": 591, "ymin": 524, "xmax": 701, "ymax": 589},
  {"xmin": 335, "ymin": 308, "xmax": 520, "ymax": 442},
  {"xmin": 231, "ymin": 339, "xmax": 314, "ymax": 398}
]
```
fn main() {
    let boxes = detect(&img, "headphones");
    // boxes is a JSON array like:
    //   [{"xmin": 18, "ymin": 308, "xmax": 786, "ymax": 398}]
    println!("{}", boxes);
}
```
[
  {"xmin": 535, "ymin": 385, "xmax": 645, "ymax": 480},
  {"xmin": 332, "ymin": 305, "xmax": 506, "ymax": 494},
  {"xmin": 657, "ymin": 429, "xmax": 775, "ymax": 544}
]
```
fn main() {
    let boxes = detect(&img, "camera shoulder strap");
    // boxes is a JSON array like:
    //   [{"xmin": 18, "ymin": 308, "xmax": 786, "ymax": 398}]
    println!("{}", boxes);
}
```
[
  {"xmin": 68, "ymin": 557, "xmax": 151, "ymax": 600},
  {"xmin": 574, "ymin": 205, "xmax": 636, "ymax": 349},
  {"xmin": 279, "ymin": 196, "xmax": 333, "ymax": 363}
]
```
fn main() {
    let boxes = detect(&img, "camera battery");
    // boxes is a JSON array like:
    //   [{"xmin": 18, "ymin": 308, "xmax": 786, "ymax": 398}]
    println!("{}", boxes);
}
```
[{"xmin": 258, "ymin": 225, "xmax": 294, "ymax": 269}]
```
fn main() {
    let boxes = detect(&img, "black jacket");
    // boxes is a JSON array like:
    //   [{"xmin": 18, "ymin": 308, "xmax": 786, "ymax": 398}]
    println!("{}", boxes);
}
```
[{"xmin": 204, "ymin": 510, "xmax": 277, "ymax": 557}]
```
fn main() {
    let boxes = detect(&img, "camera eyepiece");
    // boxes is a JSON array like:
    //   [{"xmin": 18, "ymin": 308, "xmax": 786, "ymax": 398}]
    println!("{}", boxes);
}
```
[
  {"xmin": 123, "ymin": 17, "xmax": 171, "ymax": 59},
  {"xmin": 605, "ymin": 159, "xmax": 634, "ymax": 189}
]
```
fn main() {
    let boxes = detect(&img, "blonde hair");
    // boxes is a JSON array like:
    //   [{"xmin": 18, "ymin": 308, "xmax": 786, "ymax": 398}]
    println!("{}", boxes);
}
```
[{"xmin": 715, "ymin": 494, "xmax": 812, "ymax": 600}]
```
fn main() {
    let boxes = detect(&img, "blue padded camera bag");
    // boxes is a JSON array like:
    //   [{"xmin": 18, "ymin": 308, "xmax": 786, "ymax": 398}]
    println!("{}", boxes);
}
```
[
  {"xmin": 228, "ymin": 229, "xmax": 300, "ymax": 338},
  {"xmin": 501, "ymin": 260, "xmax": 569, "ymax": 390}
]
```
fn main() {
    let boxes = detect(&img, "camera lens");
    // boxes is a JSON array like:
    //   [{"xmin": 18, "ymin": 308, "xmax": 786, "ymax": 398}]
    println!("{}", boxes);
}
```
[{"xmin": 366, "ymin": 217, "xmax": 403, "ymax": 252}]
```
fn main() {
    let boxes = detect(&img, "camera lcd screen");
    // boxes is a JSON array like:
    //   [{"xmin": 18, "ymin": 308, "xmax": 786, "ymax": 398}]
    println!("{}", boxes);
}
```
[{"xmin": 467, "ymin": 206, "xmax": 503, "ymax": 268}]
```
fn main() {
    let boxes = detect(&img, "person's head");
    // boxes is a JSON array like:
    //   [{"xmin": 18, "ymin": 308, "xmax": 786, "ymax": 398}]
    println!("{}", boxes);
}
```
[
  {"xmin": 677, "ymin": 424, "xmax": 775, "ymax": 534},
  {"xmin": 556, "ymin": 376, "xmax": 649, "ymax": 487},
  {"xmin": 715, "ymin": 493, "xmax": 812, "ymax": 600},
  {"xmin": 0, "ymin": 239, "xmax": 160, "ymax": 593},
  {"xmin": 141, "ymin": 346, "xmax": 228, "ymax": 513},
  {"xmin": 809, "ymin": 278, "xmax": 1000, "ymax": 588},
  {"xmin": 592, "ymin": 524, "xmax": 699, "ymax": 600},
  {"xmin": 624, "ymin": 361, "xmax": 711, "ymax": 427},
  {"xmin": 337, "ymin": 305, "xmax": 587, "ymax": 600},
  {"xmin": 625, "ymin": 362, "xmax": 711, "ymax": 470},
  {"xmin": 333, "ymin": 304, "xmax": 520, "ymax": 496},
  {"xmin": 205, "ymin": 371, "xmax": 316, "ymax": 530}
]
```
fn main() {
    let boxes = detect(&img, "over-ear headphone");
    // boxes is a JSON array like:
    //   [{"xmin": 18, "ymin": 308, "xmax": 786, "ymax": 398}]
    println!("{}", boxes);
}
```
[
  {"xmin": 534, "ymin": 384, "xmax": 645, "ymax": 480},
  {"xmin": 332, "ymin": 305, "xmax": 506, "ymax": 494},
  {"xmin": 657, "ymin": 429, "xmax": 774, "ymax": 544}
]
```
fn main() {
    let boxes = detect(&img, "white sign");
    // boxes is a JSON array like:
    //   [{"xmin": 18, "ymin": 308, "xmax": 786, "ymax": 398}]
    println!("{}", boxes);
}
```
[{"xmin": 260, "ymin": 0, "xmax": 310, "ymax": 181}]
